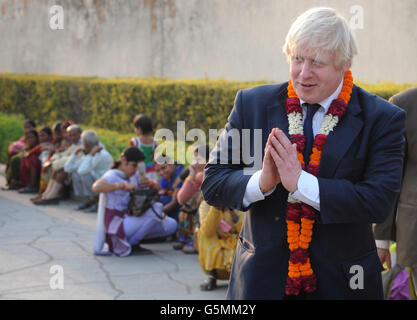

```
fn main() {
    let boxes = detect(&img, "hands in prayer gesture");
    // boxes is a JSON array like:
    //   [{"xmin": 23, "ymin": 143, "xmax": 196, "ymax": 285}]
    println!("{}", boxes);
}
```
[{"xmin": 259, "ymin": 128, "xmax": 302, "ymax": 193}]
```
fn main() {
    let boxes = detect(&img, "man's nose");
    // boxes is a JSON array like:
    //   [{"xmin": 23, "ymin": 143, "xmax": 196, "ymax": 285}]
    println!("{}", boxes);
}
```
[{"xmin": 299, "ymin": 61, "xmax": 312, "ymax": 78}]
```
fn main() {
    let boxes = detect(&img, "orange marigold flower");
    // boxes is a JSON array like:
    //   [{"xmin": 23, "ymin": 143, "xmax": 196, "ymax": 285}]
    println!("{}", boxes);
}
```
[
  {"xmin": 288, "ymin": 80, "xmax": 297, "ymax": 98},
  {"xmin": 297, "ymin": 151, "xmax": 304, "ymax": 165},
  {"xmin": 287, "ymin": 223, "xmax": 300, "ymax": 231},
  {"xmin": 300, "ymin": 234, "xmax": 311, "ymax": 243},
  {"xmin": 288, "ymin": 236, "xmax": 299, "ymax": 244},
  {"xmin": 289, "ymin": 262, "xmax": 300, "ymax": 271},
  {"xmin": 289, "ymin": 243, "xmax": 299, "ymax": 251},
  {"xmin": 301, "ymin": 229, "xmax": 313, "ymax": 237},
  {"xmin": 310, "ymin": 149, "xmax": 322, "ymax": 165},
  {"xmin": 301, "ymin": 218, "xmax": 314, "ymax": 225},
  {"xmin": 301, "ymin": 269, "xmax": 313, "ymax": 276},
  {"xmin": 289, "ymin": 271, "xmax": 301, "ymax": 278},
  {"xmin": 299, "ymin": 261, "xmax": 311, "ymax": 271},
  {"xmin": 287, "ymin": 229, "xmax": 299, "ymax": 236},
  {"xmin": 299, "ymin": 241, "xmax": 309, "ymax": 250}
]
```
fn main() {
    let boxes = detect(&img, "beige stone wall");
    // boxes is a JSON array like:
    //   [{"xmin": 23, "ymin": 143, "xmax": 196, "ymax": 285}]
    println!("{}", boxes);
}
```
[{"xmin": 0, "ymin": 0, "xmax": 416, "ymax": 83}]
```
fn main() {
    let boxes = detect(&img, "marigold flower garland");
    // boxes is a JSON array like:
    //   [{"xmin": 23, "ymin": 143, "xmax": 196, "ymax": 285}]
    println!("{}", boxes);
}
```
[{"xmin": 284, "ymin": 70, "xmax": 353, "ymax": 295}]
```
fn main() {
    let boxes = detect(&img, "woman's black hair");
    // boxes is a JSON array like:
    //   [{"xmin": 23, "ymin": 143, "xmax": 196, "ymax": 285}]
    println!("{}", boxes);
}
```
[
  {"xmin": 27, "ymin": 129, "xmax": 38, "ymax": 138},
  {"xmin": 133, "ymin": 114, "xmax": 153, "ymax": 134},
  {"xmin": 24, "ymin": 119, "xmax": 37, "ymax": 128},
  {"xmin": 53, "ymin": 121, "xmax": 62, "ymax": 133},
  {"xmin": 40, "ymin": 126, "xmax": 53, "ymax": 138},
  {"xmin": 111, "ymin": 147, "xmax": 145, "ymax": 169}
]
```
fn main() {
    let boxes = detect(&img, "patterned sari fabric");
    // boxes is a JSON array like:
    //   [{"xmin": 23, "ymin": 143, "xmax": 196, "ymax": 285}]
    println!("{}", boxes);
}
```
[
  {"xmin": 177, "ymin": 191, "xmax": 202, "ymax": 244},
  {"xmin": 104, "ymin": 208, "xmax": 131, "ymax": 257},
  {"xmin": 197, "ymin": 201, "xmax": 245, "ymax": 280},
  {"xmin": 19, "ymin": 146, "xmax": 41, "ymax": 187}
]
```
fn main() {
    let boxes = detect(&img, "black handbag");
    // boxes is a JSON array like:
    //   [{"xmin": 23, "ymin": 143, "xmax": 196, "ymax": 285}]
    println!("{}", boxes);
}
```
[{"xmin": 128, "ymin": 188, "xmax": 163, "ymax": 219}]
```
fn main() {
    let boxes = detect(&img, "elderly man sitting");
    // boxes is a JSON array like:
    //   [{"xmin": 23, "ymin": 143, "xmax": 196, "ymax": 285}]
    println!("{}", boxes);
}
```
[{"xmin": 64, "ymin": 130, "xmax": 113, "ymax": 211}]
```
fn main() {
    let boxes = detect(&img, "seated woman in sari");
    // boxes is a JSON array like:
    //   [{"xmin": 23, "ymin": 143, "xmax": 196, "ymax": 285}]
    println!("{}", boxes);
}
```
[
  {"xmin": 31, "ymin": 138, "xmax": 71, "ymax": 203},
  {"xmin": 17, "ymin": 130, "xmax": 42, "ymax": 193},
  {"xmin": 92, "ymin": 147, "xmax": 178, "ymax": 257},
  {"xmin": 174, "ymin": 145, "xmax": 210, "ymax": 253},
  {"xmin": 198, "ymin": 202, "xmax": 245, "ymax": 291},
  {"xmin": 38, "ymin": 126, "xmax": 54, "ymax": 164},
  {"xmin": 31, "ymin": 121, "xmax": 74, "ymax": 201},
  {"xmin": 3, "ymin": 120, "xmax": 36, "ymax": 190},
  {"xmin": 154, "ymin": 155, "xmax": 184, "ymax": 221}
]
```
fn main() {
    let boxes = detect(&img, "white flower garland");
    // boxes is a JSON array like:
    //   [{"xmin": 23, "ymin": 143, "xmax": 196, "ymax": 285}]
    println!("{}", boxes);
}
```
[
  {"xmin": 318, "ymin": 114, "xmax": 339, "ymax": 135},
  {"xmin": 288, "ymin": 112, "xmax": 304, "ymax": 135},
  {"xmin": 287, "ymin": 112, "xmax": 341, "ymax": 141}
]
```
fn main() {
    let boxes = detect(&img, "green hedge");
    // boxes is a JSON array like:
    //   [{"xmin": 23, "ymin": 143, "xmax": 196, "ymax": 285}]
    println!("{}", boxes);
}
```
[
  {"xmin": 0, "ymin": 73, "xmax": 415, "ymax": 137},
  {"xmin": 0, "ymin": 74, "xmax": 269, "ymax": 135},
  {"xmin": 0, "ymin": 113, "xmax": 25, "ymax": 164}
]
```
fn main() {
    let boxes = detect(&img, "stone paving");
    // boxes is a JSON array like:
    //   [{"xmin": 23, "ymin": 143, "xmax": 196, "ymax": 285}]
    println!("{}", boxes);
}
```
[{"xmin": 0, "ymin": 167, "xmax": 228, "ymax": 300}]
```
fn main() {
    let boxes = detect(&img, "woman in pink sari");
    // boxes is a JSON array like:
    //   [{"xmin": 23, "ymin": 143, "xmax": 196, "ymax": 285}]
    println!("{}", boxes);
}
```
[
  {"xmin": 18, "ymin": 130, "xmax": 41, "ymax": 193},
  {"xmin": 3, "ymin": 120, "xmax": 36, "ymax": 190}
]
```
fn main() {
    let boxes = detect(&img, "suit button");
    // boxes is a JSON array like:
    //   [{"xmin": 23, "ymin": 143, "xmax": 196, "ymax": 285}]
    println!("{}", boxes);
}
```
[{"xmin": 275, "ymin": 216, "xmax": 280, "ymax": 221}]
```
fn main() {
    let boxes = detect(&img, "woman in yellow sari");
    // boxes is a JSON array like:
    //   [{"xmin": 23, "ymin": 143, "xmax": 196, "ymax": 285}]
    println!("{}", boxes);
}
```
[{"xmin": 198, "ymin": 200, "xmax": 245, "ymax": 291}]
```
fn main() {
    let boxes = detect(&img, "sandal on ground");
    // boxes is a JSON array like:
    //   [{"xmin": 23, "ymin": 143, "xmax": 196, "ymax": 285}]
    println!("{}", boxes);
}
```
[
  {"xmin": 172, "ymin": 242, "xmax": 186, "ymax": 250},
  {"xmin": 77, "ymin": 201, "xmax": 92, "ymax": 210},
  {"xmin": 33, "ymin": 197, "xmax": 60, "ymax": 205},
  {"xmin": 182, "ymin": 243, "xmax": 198, "ymax": 254},
  {"xmin": 130, "ymin": 245, "xmax": 153, "ymax": 255},
  {"xmin": 200, "ymin": 277, "xmax": 217, "ymax": 291}
]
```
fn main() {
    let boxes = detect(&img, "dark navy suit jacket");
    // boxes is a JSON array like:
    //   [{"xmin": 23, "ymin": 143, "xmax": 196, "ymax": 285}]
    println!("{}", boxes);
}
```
[{"xmin": 201, "ymin": 83, "xmax": 406, "ymax": 299}]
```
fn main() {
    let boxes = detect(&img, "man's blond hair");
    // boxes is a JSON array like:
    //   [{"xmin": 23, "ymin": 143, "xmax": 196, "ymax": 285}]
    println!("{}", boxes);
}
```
[{"xmin": 283, "ymin": 7, "xmax": 358, "ymax": 69}]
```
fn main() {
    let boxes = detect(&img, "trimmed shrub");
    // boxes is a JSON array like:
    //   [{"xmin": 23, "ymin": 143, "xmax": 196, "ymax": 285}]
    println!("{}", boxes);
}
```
[
  {"xmin": 0, "ymin": 73, "xmax": 415, "ymax": 138},
  {"xmin": 0, "ymin": 113, "xmax": 25, "ymax": 164}
]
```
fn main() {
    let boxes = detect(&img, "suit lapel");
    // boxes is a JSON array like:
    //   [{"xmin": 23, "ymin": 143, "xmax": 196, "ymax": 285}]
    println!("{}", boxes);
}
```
[
  {"xmin": 319, "ymin": 85, "xmax": 363, "ymax": 177},
  {"xmin": 267, "ymin": 83, "xmax": 289, "ymax": 138}
]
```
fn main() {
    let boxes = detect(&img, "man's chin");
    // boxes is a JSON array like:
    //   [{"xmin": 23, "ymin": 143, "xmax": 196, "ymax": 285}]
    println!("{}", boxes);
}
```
[{"xmin": 298, "ymin": 94, "xmax": 319, "ymax": 104}]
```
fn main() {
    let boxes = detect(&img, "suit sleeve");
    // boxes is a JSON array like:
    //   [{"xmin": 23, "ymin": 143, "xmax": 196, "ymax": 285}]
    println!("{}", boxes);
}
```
[
  {"xmin": 318, "ymin": 108, "xmax": 406, "ymax": 224},
  {"xmin": 373, "ymin": 95, "xmax": 406, "ymax": 240},
  {"xmin": 201, "ymin": 90, "xmax": 252, "ymax": 211}
]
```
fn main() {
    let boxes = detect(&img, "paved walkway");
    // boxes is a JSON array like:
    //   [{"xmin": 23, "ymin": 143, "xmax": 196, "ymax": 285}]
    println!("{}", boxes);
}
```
[{"xmin": 0, "ymin": 166, "xmax": 228, "ymax": 300}]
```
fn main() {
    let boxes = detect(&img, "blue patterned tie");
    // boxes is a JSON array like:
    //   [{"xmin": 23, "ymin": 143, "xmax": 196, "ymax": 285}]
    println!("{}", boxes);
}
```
[{"xmin": 303, "ymin": 103, "xmax": 321, "ymax": 165}]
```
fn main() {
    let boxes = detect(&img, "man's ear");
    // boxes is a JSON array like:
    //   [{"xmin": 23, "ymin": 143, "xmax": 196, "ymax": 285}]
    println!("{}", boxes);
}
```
[{"xmin": 341, "ymin": 61, "xmax": 351, "ymax": 73}]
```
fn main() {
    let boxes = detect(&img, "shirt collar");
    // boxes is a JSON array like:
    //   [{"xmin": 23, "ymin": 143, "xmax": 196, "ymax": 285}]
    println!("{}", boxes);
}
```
[{"xmin": 299, "ymin": 79, "xmax": 344, "ymax": 112}]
